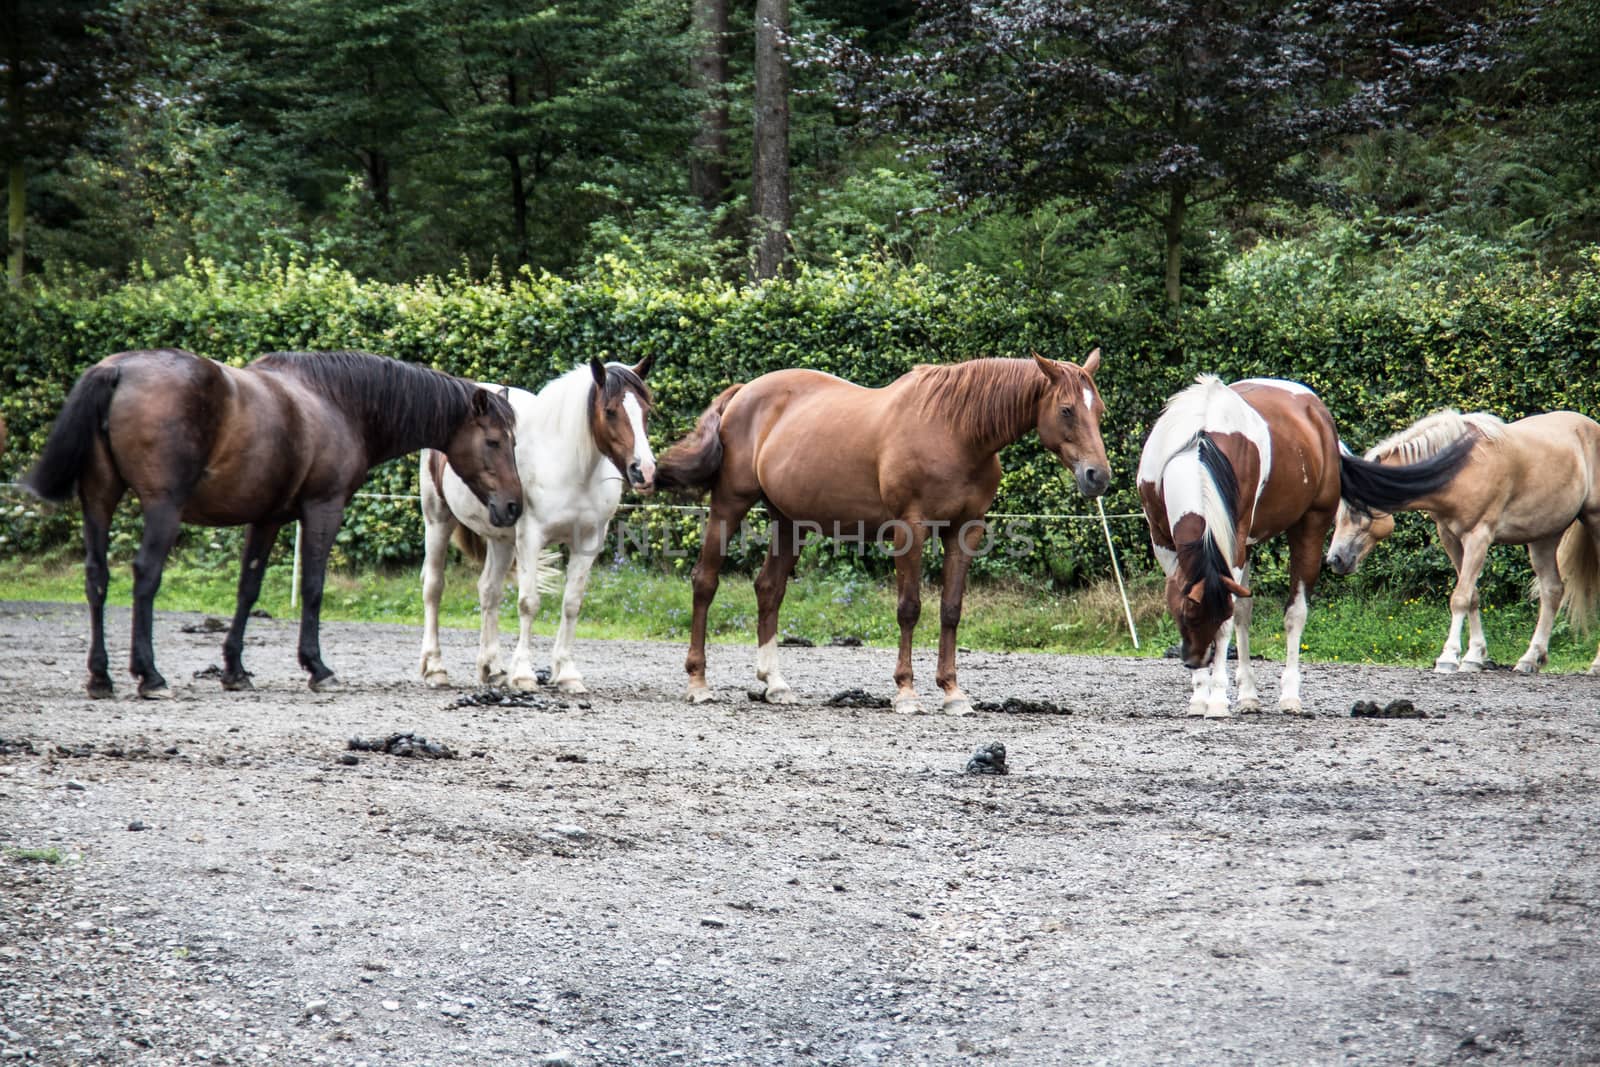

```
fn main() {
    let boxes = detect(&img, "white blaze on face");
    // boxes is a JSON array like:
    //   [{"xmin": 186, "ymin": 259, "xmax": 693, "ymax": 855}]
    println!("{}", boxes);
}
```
[
  {"xmin": 623, "ymin": 392, "xmax": 655, "ymax": 484},
  {"xmin": 1083, "ymin": 387, "xmax": 1095, "ymax": 412}
]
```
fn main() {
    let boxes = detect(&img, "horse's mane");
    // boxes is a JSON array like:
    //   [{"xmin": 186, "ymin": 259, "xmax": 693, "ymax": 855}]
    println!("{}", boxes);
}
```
[
  {"xmin": 907, "ymin": 358, "xmax": 1048, "ymax": 446},
  {"xmin": 1365, "ymin": 409, "xmax": 1505, "ymax": 463},
  {"xmin": 529, "ymin": 362, "xmax": 653, "ymax": 465},
  {"xmin": 253, "ymin": 350, "xmax": 513, "ymax": 456}
]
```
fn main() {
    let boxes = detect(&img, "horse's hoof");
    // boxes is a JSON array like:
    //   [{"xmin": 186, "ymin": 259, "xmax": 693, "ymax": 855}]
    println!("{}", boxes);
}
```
[
  {"xmin": 309, "ymin": 674, "xmax": 340, "ymax": 693},
  {"xmin": 1278, "ymin": 697, "xmax": 1304, "ymax": 716},
  {"xmin": 941, "ymin": 696, "xmax": 976, "ymax": 717},
  {"xmin": 761, "ymin": 683, "xmax": 798, "ymax": 705},
  {"xmin": 138, "ymin": 684, "xmax": 173, "ymax": 701},
  {"xmin": 892, "ymin": 696, "xmax": 925, "ymax": 715},
  {"xmin": 1186, "ymin": 699, "xmax": 1208, "ymax": 718},
  {"xmin": 1203, "ymin": 703, "xmax": 1232, "ymax": 719},
  {"xmin": 1236, "ymin": 698, "xmax": 1262, "ymax": 714},
  {"xmin": 480, "ymin": 668, "xmax": 507, "ymax": 687},
  {"xmin": 1433, "ymin": 660, "xmax": 1459, "ymax": 674},
  {"xmin": 221, "ymin": 673, "xmax": 254, "ymax": 692},
  {"xmin": 85, "ymin": 678, "xmax": 115, "ymax": 700},
  {"xmin": 1512, "ymin": 660, "xmax": 1538, "ymax": 675},
  {"xmin": 422, "ymin": 670, "xmax": 450, "ymax": 689},
  {"xmin": 509, "ymin": 674, "xmax": 539, "ymax": 692},
  {"xmin": 685, "ymin": 686, "xmax": 716, "ymax": 705},
  {"xmin": 1458, "ymin": 659, "xmax": 1486, "ymax": 674},
  {"xmin": 556, "ymin": 677, "xmax": 588, "ymax": 695}
]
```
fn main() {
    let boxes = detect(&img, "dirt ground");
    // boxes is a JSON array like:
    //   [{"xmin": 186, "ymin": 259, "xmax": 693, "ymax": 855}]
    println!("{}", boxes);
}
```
[{"xmin": 2, "ymin": 599, "xmax": 1598, "ymax": 1067}]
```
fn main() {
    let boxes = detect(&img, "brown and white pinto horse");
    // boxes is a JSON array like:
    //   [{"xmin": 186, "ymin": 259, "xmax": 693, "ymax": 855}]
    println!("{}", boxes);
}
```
[
  {"xmin": 1327, "ymin": 409, "xmax": 1600, "ymax": 675},
  {"xmin": 1138, "ymin": 377, "xmax": 1472, "ymax": 717},
  {"xmin": 655, "ymin": 352, "xmax": 1111, "ymax": 713},
  {"xmin": 25, "ymin": 349, "xmax": 522, "ymax": 698}
]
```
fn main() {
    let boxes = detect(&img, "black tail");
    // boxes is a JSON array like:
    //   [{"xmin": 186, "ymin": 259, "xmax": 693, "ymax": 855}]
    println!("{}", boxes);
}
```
[
  {"xmin": 654, "ymin": 384, "xmax": 742, "ymax": 497},
  {"xmin": 24, "ymin": 364, "xmax": 121, "ymax": 502},
  {"xmin": 1338, "ymin": 435, "xmax": 1475, "ymax": 514}
]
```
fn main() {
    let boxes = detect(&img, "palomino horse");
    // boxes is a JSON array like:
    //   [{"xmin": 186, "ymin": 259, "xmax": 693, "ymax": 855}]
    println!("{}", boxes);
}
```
[
  {"xmin": 24, "ymin": 349, "xmax": 522, "ymax": 698},
  {"xmin": 1138, "ymin": 377, "xmax": 1473, "ymax": 717},
  {"xmin": 418, "ymin": 356, "xmax": 657, "ymax": 692},
  {"xmin": 655, "ymin": 352, "xmax": 1110, "ymax": 713},
  {"xmin": 1327, "ymin": 409, "xmax": 1600, "ymax": 675}
]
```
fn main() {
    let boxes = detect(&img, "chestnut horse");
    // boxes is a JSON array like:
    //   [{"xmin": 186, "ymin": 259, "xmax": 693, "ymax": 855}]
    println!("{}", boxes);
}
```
[
  {"xmin": 1138, "ymin": 377, "xmax": 1472, "ymax": 717},
  {"xmin": 655, "ymin": 352, "xmax": 1110, "ymax": 714},
  {"xmin": 419, "ymin": 356, "xmax": 657, "ymax": 693},
  {"xmin": 1327, "ymin": 409, "xmax": 1600, "ymax": 675},
  {"xmin": 24, "ymin": 349, "xmax": 522, "ymax": 698}
]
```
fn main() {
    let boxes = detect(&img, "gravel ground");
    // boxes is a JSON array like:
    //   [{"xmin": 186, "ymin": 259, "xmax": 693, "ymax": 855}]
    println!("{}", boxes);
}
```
[{"xmin": 2, "ymin": 599, "xmax": 1598, "ymax": 1066}]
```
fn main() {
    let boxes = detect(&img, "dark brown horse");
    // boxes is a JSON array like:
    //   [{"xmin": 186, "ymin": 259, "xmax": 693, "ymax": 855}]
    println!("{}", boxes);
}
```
[
  {"xmin": 655, "ymin": 352, "xmax": 1111, "ymax": 714},
  {"xmin": 1138, "ymin": 376, "xmax": 1472, "ymax": 718},
  {"xmin": 25, "ymin": 349, "xmax": 522, "ymax": 698}
]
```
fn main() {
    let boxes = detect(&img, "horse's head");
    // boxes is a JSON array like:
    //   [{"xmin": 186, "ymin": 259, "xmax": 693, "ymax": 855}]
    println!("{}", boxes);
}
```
[
  {"xmin": 1032, "ymin": 348, "xmax": 1111, "ymax": 497},
  {"xmin": 1164, "ymin": 514, "xmax": 1254, "ymax": 668},
  {"xmin": 446, "ymin": 386, "xmax": 523, "ymax": 527},
  {"xmin": 589, "ymin": 355, "xmax": 657, "ymax": 493},
  {"xmin": 1326, "ymin": 501, "xmax": 1395, "ymax": 576}
]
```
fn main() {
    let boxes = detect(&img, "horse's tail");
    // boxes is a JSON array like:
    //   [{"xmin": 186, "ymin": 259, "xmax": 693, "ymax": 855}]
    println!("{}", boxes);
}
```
[
  {"xmin": 1557, "ymin": 520, "xmax": 1600, "ymax": 634},
  {"xmin": 24, "ymin": 364, "xmax": 121, "ymax": 502},
  {"xmin": 654, "ymin": 383, "xmax": 743, "ymax": 496},
  {"xmin": 452, "ymin": 525, "xmax": 488, "ymax": 564},
  {"xmin": 1338, "ymin": 436, "xmax": 1476, "ymax": 514}
]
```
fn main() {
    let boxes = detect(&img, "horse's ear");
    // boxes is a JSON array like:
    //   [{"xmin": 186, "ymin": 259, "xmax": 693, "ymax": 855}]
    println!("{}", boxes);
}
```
[
  {"xmin": 1082, "ymin": 347, "xmax": 1101, "ymax": 378},
  {"xmin": 498, "ymin": 385, "xmax": 510, "ymax": 400},
  {"xmin": 469, "ymin": 388, "xmax": 493, "ymax": 415},
  {"xmin": 631, "ymin": 353, "xmax": 655, "ymax": 379},
  {"xmin": 1032, "ymin": 352, "xmax": 1066, "ymax": 384},
  {"xmin": 589, "ymin": 356, "xmax": 608, "ymax": 387},
  {"xmin": 1185, "ymin": 582, "xmax": 1205, "ymax": 605},
  {"xmin": 1222, "ymin": 575, "xmax": 1253, "ymax": 598}
]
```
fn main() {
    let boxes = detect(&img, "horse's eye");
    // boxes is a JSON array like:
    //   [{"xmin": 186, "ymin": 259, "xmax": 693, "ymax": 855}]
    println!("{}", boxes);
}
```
[
  {"xmin": 1060, "ymin": 406, "xmax": 1076, "ymax": 420},
  {"xmin": 487, "ymin": 439, "xmax": 501, "ymax": 449}
]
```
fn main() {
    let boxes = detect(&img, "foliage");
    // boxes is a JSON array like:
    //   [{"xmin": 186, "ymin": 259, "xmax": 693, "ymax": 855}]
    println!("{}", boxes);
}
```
[
  {"xmin": 819, "ymin": 0, "xmax": 1506, "ymax": 305},
  {"xmin": 4, "ymin": 246, "xmax": 1598, "ymax": 609}
]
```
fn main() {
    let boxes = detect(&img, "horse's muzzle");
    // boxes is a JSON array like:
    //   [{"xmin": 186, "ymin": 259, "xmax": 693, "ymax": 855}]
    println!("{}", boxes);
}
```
[
  {"xmin": 628, "ymin": 459, "xmax": 656, "ymax": 494},
  {"xmin": 489, "ymin": 498, "xmax": 522, "ymax": 527},
  {"xmin": 1325, "ymin": 550, "xmax": 1353, "ymax": 576},
  {"xmin": 1074, "ymin": 461, "xmax": 1112, "ymax": 498}
]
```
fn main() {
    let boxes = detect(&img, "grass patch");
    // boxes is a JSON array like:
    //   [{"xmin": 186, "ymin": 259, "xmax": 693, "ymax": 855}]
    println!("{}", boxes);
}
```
[
  {"xmin": 2, "ymin": 552, "xmax": 1596, "ymax": 671},
  {"xmin": 6, "ymin": 846, "xmax": 64, "ymax": 864}
]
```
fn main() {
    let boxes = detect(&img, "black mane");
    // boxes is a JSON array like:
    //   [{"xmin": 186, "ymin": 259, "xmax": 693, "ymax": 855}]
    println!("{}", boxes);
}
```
[
  {"xmin": 252, "ymin": 350, "xmax": 514, "ymax": 460},
  {"xmin": 1179, "ymin": 432, "xmax": 1245, "ymax": 619}
]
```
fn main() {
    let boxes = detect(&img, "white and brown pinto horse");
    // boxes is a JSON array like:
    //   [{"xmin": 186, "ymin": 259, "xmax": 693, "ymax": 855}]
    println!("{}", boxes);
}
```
[
  {"xmin": 419, "ymin": 357, "xmax": 656, "ymax": 692},
  {"xmin": 1327, "ymin": 409, "xmax": 1600, "ymax": 675},
  {"xmin": 1139, "ymin": 377, "xmax": 1471, "ymax": 717}
]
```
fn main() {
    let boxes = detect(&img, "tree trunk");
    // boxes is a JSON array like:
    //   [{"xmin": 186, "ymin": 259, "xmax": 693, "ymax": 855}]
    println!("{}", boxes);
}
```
[
  {"xmin": 1163, "ymin": 188, "xmax": 1187, "ymax": 309},
  {"xmin": 752, "ymin": 0, "xmax": 790, "ymax": 280},
  {"xmin": 6, "ymin": 160, "xmax": 22, "ymax": 286},
  {"xmin": 507, "ymin": 152, "xmax": 528, "ymax": 267},
  {"xmin": 689, "ymin": 0, "xmax": 730, "ymax": 209}
]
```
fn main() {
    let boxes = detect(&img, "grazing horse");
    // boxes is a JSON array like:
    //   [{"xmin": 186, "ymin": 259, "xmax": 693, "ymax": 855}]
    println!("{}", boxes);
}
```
[
  {"xmin": 654, "ymin": 351, "xmax": 1111, "ymax": 714},
  {"xmin": 24, "ymin": 349, "xmax": 522, "ymax": 698},
  {"xmin": 1138, "ymin": 377, "xmax": 1472, "ymax": 717},
  {"xmin": 1327, "ymin": 409, "xmax": 1600, "ymax": 675},
  {"xmin": 418, "ymin": 356, "xmax": 657, "ymax": 692}
]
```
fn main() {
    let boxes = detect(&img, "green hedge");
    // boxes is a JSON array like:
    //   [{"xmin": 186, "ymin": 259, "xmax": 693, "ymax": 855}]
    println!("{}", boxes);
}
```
[{"xmin": 2, "ymin": 249, "xmax": 1597, "ymax": 602}]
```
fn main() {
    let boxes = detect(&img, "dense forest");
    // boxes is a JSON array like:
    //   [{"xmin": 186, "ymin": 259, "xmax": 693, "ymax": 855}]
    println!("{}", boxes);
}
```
[{"xmin": 4, "ymin": 0, "xmax": 1596, "ymax": 298}]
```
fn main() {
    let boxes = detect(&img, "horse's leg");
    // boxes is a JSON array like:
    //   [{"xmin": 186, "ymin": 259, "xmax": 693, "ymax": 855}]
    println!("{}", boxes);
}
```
[
  {"xmin": 549, "ymin": 535, "xmax": 602, "ymax": 694},
  {"xmin": 475, "ymin": 536, "xmax": 515, "ymax": 686},
  {"xmin": 418, "ymin": 511, "xmax": 457, "ymax": 687},
  {"xmin": 890, "ymin": 520, "xmax": 929, "ymax": 713},
  {"xmin": 1201, "ymin": 618, "xmax": 1235, "ymax": 719},
  {"xmin": 128, "ymin": 498, "xmax": 183, "ymax": 699},
  {"xmin": 1515, "ymin": 535, "xmax": 1564, "ymax": 674},
  {"xmin": 1436, "ymin": 526, "xmax": 1488, "ymax": 669},
  {"xmin": 79, "ymin": 470, "xmax": 123, "ymax": 699},
  {"xmin": 1232, "ymin": 560, "xmax": 1260, "ymax": 713},
  {"xmin": 1436, "ymin": 526, "xmax": 1492, "ymax": 673},
  {"xmin": 752, "ymin": 515, "xmax": 802, "ymax": 704},
  {"xmin": 295, "ymin": 501, "xmax": 345, "ymax": 691},
  {"xmin": 934, "ymin": 522, "xmax": 983, "ymax": 716},
  {"xmin": 220, "ymin": 521, "xmax": 283, "ymax": 691},
  {"xmin": 507, "ymin": 520, "xmax": 553, "ymax": 691},
  {"xmin": 1277, "ymin": 519, "xmax": 1327, "ymax": 716},
  {"xmin": 685, "ymin": 495, "xmax": 756, "ymax": 703}
]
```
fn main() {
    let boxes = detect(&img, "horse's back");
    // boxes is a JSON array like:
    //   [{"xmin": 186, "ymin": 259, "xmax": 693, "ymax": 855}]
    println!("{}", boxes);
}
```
[{"xmin": 1232, "ymin": 379, "xmax": 1342, "ymax": 534}]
